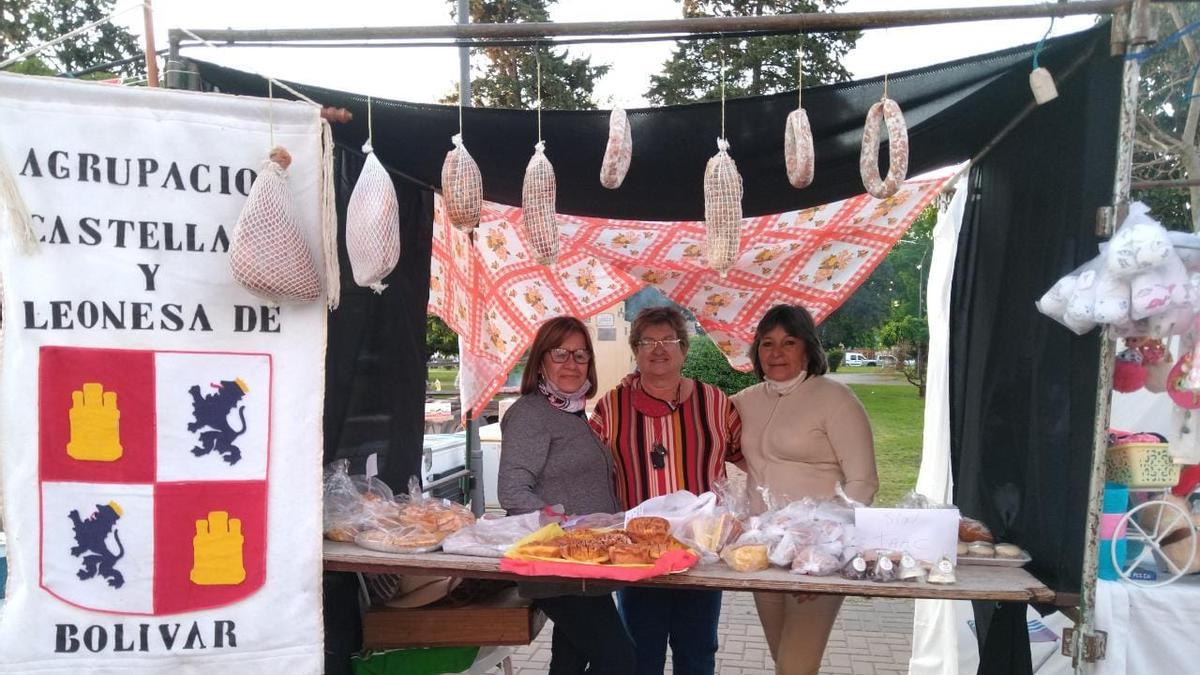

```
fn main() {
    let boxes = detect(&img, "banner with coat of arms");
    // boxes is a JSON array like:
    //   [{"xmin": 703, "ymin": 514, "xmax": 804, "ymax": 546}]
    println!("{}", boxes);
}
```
[
  {"xmin": 0, "ymin": 74, "xmax": 325, "ymax": 673},
  {"xmin": 431, "ymin": 174, "xmax": 951, "ymax": 416}
]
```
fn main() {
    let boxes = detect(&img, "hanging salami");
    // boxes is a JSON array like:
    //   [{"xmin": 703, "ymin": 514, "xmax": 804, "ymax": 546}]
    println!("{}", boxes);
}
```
[
  {"xmin": 784, "ymin": 108, "xmax": 815, "ymax": 189},
  {"xmin": 859, "ymin": 97, "xmax": 909, "ymax": 199},
  {"xmin": 600, "ymin": 107, "xmax": 633, "ymax": 189}
]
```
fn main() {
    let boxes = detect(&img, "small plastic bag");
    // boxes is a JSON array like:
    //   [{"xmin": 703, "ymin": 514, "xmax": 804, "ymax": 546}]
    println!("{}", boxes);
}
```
[
  {"xmin": 791, "ymin": 543, "xmax": 843, "ymax": 576},
  {"xmin": 1106, "ymin": 202, "xmax": 1172, "ymax": 278},
  {"xmin": 346, "ymin": 142, "xmax": 400, "ymax": 293},
  {"xmin": 441, "ymin": 511, "xmax": 545, "ymax": 558},
  {"xmin": 230, "ymin": 146, "xmax": 322, "ymax": 303},
  {"xmin": 323, "ymin": 460, "xmax": 364, "ymax": 541}
]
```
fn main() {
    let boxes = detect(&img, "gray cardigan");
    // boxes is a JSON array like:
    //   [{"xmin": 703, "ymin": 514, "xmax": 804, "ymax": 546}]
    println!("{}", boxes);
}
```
[
  {"xmin": 499, "ymin": 393, "xmax": 621, "ymax": 599},
  {"xmin": 498, "ymin": 393, "xmax": 621, "ymax": 517}
]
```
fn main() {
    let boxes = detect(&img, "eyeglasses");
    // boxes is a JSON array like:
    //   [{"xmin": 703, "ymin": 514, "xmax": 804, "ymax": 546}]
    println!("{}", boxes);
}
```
[
  {"xmin": 548, "ymin": 348, "xmax": 591, "ymax": 364},
  {"xmin": 650, "ymin": 443, "xmax": 667, "ymax": 470},
  {"xmin": 635, "ymin": 338, "xmax": 683, "ymax": 351}
]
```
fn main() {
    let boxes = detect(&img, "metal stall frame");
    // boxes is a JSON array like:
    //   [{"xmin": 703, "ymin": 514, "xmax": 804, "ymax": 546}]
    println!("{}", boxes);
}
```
[{"xmin": 164, "ymin": 2, "xmax": 1165, "ymax": 670}]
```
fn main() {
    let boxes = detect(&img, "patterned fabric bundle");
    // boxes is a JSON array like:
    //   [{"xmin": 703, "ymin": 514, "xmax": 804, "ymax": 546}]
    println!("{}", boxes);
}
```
[
  {"xmin": 522, "ymin": 141, "xmax": 559, "ymax": 266},
  {"xmin": 784, "ymin": 108, "xmax": 815, "ymax": 189},
  {"xmin": 441, "ymin": 133, "xmax": 483, "ymax": 233},
  {"xmin": 703, "ymin": 138, "xmax": 743, "ymax": 276},
  {"xmin": 230, "ymin": 146, "xmax": 321, "ymax": 303},
  {"xmin": 859, "ymin": 97, "xmax": 909, "ymax": 199},
  {"xmin": 600, "ymin": 107, "xmax": 633, "ymax": 189},
  {"xmin": 346, "ymin": 142, "xmax": 400, "ymax": 293}
]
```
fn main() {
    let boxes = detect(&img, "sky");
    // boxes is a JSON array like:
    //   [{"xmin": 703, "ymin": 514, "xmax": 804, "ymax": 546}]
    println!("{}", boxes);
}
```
[{"xmin": 114, "ymin": 0, "xmax": 1100, "ymax": 106}]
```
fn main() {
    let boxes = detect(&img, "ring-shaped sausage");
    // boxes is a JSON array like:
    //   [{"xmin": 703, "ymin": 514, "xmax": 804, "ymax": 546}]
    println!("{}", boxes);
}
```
[{"xmin": 859, "ymin": 97, "xmax": 909, "ymax": 199}]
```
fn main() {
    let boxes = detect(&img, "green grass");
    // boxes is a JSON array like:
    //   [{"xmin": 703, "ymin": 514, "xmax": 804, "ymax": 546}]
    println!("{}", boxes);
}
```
[
  {"xmin": 849, "ymin": 383, "xmax": 924, "ymax": 507},
  {"xmin": 428, "ymin": 367, "xmax": 458, "ymax": 386}
]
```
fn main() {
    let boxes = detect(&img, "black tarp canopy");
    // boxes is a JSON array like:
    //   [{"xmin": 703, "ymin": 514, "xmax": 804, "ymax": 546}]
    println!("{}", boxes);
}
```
[{"xmin": 195, "ymin": 23, "xmax": 1119, "ymax": 675}]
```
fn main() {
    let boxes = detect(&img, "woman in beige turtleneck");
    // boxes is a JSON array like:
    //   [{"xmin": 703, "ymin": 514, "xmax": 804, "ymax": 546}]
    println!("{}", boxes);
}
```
[{"xmin": 732, "ymin": 304, "xmax": 878, "ymax": 675}]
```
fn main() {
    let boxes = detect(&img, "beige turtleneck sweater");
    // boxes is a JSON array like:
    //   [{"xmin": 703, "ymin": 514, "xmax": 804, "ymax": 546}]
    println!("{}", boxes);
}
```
[{"xmin": 732, "ymin": 375, "xmax": 878, "ymax": 512}]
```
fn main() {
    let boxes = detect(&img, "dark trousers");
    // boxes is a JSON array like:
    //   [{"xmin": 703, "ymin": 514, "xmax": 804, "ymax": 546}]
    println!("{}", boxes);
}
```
[
  {"xmin": 537, "ymin": 594, "xmax": 636, "ymax": 675},
  {"xmin": 617, "ymin": 586, "xmax": 722, "ymax": 675}
]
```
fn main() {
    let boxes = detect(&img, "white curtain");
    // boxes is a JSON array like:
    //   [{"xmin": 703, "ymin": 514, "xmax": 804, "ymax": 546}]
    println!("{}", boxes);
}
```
[{"xmin": 909, "ymin": 173, "xmax": 968, "ymax": 675}]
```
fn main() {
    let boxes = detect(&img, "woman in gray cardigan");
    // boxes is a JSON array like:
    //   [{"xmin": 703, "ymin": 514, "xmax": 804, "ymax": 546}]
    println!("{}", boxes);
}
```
[{"xmin": 498, "ymin": 315, "xmax": 634, "ymax": 675}]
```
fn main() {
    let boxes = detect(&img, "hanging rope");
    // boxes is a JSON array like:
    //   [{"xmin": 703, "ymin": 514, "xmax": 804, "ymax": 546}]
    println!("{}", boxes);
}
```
[
  {"xmin": 797, "ymin": 34, "xmax": 804, "ymax": 108},
  {"xmin": 366, "ymin": 95, "xmax": 374, "ymax": 150},
  {"xmin": 536, "ymin": 45, "xmax": 543, "ymax": 144},
  {"xmin": 719, "ymin": 36, "xmax": 727, "ymax": 141},
  {"xmin": 1032, "ymin": 17, "xmax": 1056, "ymax": 69},
  {"xmin": 268, "ymin": 79, "xmax": 275, "ymax": 149}
]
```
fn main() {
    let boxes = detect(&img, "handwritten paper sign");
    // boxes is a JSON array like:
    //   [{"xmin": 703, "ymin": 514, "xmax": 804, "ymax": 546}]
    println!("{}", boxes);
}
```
[{"xmin": 854, "ymin": 507, "xmax": 961, "ymax": 564}]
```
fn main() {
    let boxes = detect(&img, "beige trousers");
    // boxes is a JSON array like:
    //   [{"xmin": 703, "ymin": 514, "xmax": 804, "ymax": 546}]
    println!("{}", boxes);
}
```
[{"xmin": 753, "ymin": 592, "xmax": 844, "ymax": 675}]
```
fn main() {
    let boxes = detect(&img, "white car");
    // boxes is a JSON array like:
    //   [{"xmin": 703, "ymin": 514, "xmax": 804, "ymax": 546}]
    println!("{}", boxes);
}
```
[{"xmin": 843, "ymin": 352, "xmax": 875, "ymax": 367}]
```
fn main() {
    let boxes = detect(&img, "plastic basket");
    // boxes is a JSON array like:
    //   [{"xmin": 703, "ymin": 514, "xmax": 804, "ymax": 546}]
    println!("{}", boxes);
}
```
[{"xmin": 1105, "ymin": 443, "xmax": 1181, "ymax": 488}]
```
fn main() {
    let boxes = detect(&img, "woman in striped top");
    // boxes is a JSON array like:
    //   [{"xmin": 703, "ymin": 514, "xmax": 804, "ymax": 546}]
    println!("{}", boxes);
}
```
[{"xmin": 589, "ymin": 306, "xmax": 741, "ymax": 675}]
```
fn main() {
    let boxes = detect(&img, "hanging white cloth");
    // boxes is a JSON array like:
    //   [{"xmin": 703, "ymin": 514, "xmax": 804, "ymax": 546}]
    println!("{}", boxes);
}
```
[{"xmin": 908, "ymin": 171, "xmax": 967, "ymax": 675}]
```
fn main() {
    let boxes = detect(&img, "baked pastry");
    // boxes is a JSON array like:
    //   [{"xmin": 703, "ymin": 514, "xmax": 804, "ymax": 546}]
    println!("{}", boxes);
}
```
[
  {"xmin": 608, "ymin": 543, "xmax": 652, "ymax": 565},
  {"xmin": 355, "ymin": 528, "xmax": 443, "ymax": 553},
  {"xmin": 967, "ymin": 541, "xmax": 995, "ymax": 558},
  {"xmin": 722, "ymin": 544, "xmax": 769, "ymax": 572},
  {"xmin": 515, "ymin": 543, "xmax": 563, "ymax": 559},
  {"xmin": 959, "ymin": 517, "xmax": 995, "ymax": 543},
  {"xmin": 561, "ymin": 539, "xmax": 609, "ymax": 564},
  {"xmin": 627, "ymin": 517, "xmax": 671, "ymax": 544},
  {"xmin": 994, "ymin": 543, "xmax": 1023, "ymax": 559},
  {"xmin": 325, "ymin": 526, "xmax": 359, "ymax": 542}
]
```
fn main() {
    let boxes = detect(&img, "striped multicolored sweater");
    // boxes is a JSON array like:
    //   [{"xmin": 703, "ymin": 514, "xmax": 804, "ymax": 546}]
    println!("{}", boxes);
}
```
[{"xmin": 589, "ymin": 379, "xmax": 742, "ymax": 510}]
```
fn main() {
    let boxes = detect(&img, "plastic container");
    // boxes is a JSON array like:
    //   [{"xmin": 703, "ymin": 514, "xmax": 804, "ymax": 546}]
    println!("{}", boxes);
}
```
[
  {"xmin": 1106, "ymin": 443, "xmax": 1182, "ymax": 488},
  {"xmin": 1103, "ymin": 482, "xmax": 1129, "ymax": 513}
]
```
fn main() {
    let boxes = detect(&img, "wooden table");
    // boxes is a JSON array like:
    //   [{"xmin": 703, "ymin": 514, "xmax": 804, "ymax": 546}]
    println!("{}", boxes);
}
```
[{"xmin": 325, "ymin": 541, "xmax": 1055, "ymax": 603}]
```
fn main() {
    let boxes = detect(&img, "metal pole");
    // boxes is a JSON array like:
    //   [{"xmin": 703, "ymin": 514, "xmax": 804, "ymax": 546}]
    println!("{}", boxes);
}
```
[
  {"xmin": 455, "ymin": 0, "xmax": 486, "ymax": 518},
  {"xmin": 1074, "ymin": 1, "xmax": 1146, "ymax": 669},
  {"xmin": 142, "ymin": 0, "xmax": 159, "ymax": 87},
  {"xmin": 171, "ymin": 0, "xmax": 1128, "ymax": 45}
]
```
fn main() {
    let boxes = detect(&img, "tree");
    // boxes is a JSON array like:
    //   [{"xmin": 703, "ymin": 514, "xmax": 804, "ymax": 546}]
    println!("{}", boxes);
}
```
[
  {"xmin": 447, "ymin": 0, "xmax": 610, "ymax": 109},
  {"xmin": 683, "ymin": 335, "xmax": 759, "ymax": 394},
  {"xmin": 0, "ymin": 0, "xmax": 144, "ymax": 79},
  {"xmin": 878, "ymin": 314, "xmax": 929, "ymax": 396},
  {"xmin": 1132, "ymin": 4, "xmax": 1200, "ymax": 231},
  {"xmin": 646, "ymin": 1, "xmax": 859, "ymax": 105},
  {"xmin": 426, "ymin": 315, "xmax": 459, "ymax": 357}
]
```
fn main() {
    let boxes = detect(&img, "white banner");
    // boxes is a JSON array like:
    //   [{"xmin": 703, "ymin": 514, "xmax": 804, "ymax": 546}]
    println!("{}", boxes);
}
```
[{"xmin": 0, "ymin": 74, "xmax": 325, "ymax": 673}]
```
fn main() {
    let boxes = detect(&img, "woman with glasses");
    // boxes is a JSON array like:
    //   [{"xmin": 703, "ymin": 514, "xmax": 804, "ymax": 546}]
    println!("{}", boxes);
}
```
[
  {"xmin": 498, "ymin": 316, "xmax": 634, "ymax": 675},
  {"xmin": 733, "ymin": 304, "xmax": 878, "ymax": 675},
  {"xmin": 589, "ymin": 306, "xmax": 741, "ymax": 675}
]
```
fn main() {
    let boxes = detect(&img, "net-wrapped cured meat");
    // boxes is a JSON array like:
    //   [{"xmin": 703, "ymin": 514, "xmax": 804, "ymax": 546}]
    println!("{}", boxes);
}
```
[
  {"xmin": 229, "ymin": 146, "xmax": 321, "ymax": 303},
  {"xmin": 346, "ymin": 142, "xmax": 400, "ymax": 292},
  {"xmin": 703, "ymin": 138, "xmax": 743, "ymax": 276},
  {"xmin": 522, "ymin": 141, "xmax": 559, "ymax": 266},
  {"xmin": 441, "ymin": 133, "xmax": 483, "ymax": 232}
]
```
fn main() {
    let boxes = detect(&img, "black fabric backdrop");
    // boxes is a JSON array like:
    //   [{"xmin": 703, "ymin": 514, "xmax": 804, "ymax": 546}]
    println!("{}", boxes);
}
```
[
  {"xmin": 949, "ymin": 34, "xmax": 1120, "ymax": 675},
  {"xmin": 195, "ymin": 23, "xmax": 1120, "ymax": 674},
  {"xmin": 195, "ymin": 25, "xmax": 1104, "ymax": 222}
]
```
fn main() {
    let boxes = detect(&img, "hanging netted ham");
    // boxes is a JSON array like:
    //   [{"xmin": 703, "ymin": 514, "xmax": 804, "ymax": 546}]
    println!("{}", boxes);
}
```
[
  {"xmin": 346, "ymin": 142, "xmax": 400, "ymax": 293},
  {"xmin": 600, "ymin": 107, "xmax": 633, "ymax": 189},
  {"xmin": 703, "ymin": 138, "xmax": 743, "ymax": 276},
  {"xmin": 229, "ymin": 146, "xmax": 321, "ymax": 303},
  {"xmin": 441, "ymin": 133, "xmax": 482, "ymax": 232},
  {"xmin": 859, "ymin": 97, "xmax": 909, "ymax": 199},
  {"xmin": 784, "ymin": 108, "xmax": 815, "ymax": 189},
  {"xmin": 522, "ymin": 141, "xmax": 559, "ymax": 266}
]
